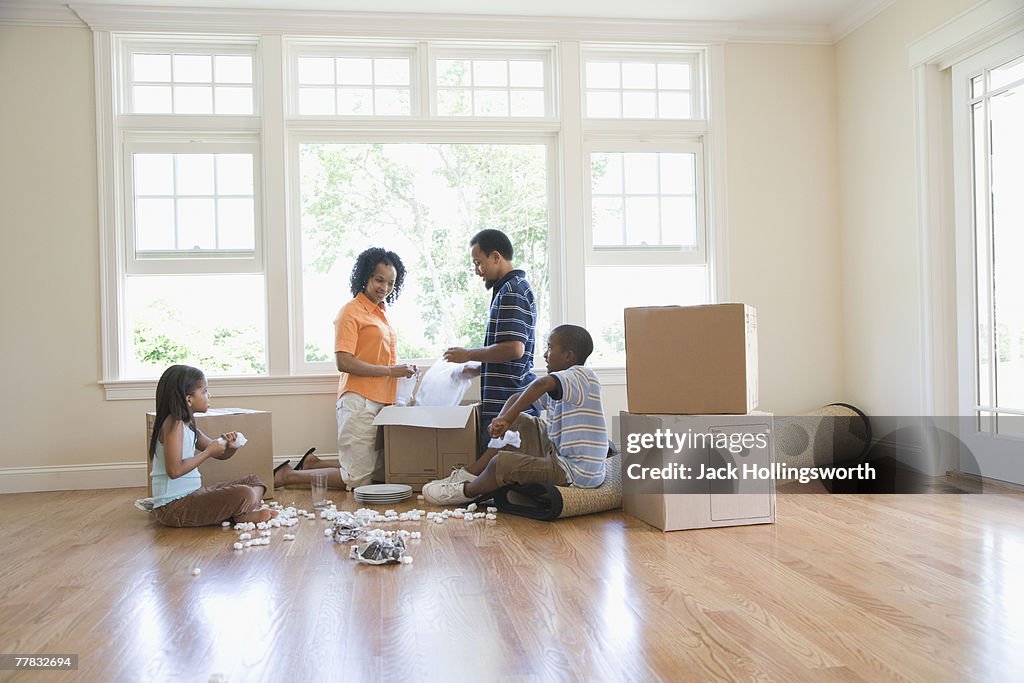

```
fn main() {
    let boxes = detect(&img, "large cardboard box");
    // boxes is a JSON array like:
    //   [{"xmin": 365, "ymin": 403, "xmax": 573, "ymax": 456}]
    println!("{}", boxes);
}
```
[
  {"xmin": 624, "ymin": 304, "xmax": 758, "ymax": 415},
  {"xmin": 146, "ymin": 408, "xmax": 274, "ymax": 498},
  {"xmin": 372, "ymin": 405, "xmax": 479, "ymax": 491},
  {"xmin": 619, "ymin": 412, "xmax": 775, "ymax": 531}
]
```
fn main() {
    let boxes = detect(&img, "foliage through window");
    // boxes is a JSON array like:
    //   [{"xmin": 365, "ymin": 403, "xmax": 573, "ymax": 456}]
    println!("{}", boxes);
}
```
[{"xmin": 299, "ymin": 142, "xmax": 550, "ymax": 362}]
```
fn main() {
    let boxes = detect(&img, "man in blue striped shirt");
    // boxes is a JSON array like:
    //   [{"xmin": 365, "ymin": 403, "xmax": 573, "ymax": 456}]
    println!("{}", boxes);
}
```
[
  {"xmin": 424, "ymin": 324, "xmax": 608, "ymax": 506},
  {"xmin": 444, "ymin": 229, "xmax": 537, "ymax": 451}
]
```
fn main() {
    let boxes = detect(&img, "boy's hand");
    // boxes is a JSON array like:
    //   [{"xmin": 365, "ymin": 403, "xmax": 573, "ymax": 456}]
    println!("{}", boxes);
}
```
[
  {"xmin": 389, "ymin": 364, "xmax": 418, "ymax": 378},
  {"xmin": 222, "ymin": 432, "xmax": 239, "ymax": 447},
  {"xmin": 489, "ymin": 417, "xmax": 512, "ymax": 438}
]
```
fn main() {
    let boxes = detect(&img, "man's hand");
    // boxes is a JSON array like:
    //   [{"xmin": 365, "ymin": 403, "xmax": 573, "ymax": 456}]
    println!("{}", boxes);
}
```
[{"xmin": 444, "ymin": 347, "xmax": 473, "ymax": 364}]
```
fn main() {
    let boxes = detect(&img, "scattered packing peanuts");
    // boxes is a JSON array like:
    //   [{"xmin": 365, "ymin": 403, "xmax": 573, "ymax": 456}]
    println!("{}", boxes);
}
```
[
  {"xmin": 239, "ymin": 532, "xmax": 252, "ymax": 541},
  {"xmin": 221, "ymin": 521, "xmax": 231, "ymax": 527},
  {"xmin": 259, "ymin": 530, "xmax": 272, "ymax": 537},
  {"xmin": 192, "ymin": 568, "xmax": 201, "ymax": 576},
  {"xmin": 283, "ymin": 534, "xmax": 295, "ymax": 541},
  {"xmin": 233, "ymin": 542, "xmax": 244, "ymax": 550},
  {"xmin": 434, "ymin": 517, "xmax": 444, "ymax": 524},
  {"xmin": 467, "ymin": 503, "xmax": 478, "ymax": 512},
  {"xmin": 410, "ymin": 531, "xmax": 421, "ymax": 539},
  {"xmin": 487, "ymin": 507, "xmax": 497, "ymax": 513},
  {"xmin": 400, "ymin": 556, "xmax": 413, "ymax": 564},
  {"xmin": 417, "ymin": 494, "xmax": 425, "ymax": 500},
  {"xmin": 324, "ymin": 528, "xmax": 334, "ymax": 536},
  {"xmin": 486, "ymin": 513, "xmax": 497, "ymax": 520}
]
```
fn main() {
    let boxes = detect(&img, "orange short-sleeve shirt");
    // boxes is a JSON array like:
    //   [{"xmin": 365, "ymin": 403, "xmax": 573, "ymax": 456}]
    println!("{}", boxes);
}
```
[{"xmin": 334, "ymin": 292, "xmax": 398, "ymax": 404}]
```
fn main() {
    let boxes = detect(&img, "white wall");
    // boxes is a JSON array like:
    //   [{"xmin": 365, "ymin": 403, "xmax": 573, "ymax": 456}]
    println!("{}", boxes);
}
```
[
  {"xmin": 1, "ymin": 22, "xmax": 852, "ymax": 491},
  {"xmin": 724, "ymin": 43, "xmax": 844, "ymax": 414},
  {"xmin": 835, "ymin": 0, "xmax": 978, "ymax": 415}
]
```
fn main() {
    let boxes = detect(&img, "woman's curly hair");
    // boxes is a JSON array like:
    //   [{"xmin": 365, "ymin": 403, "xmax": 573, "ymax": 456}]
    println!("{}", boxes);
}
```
[{"xmin": 349, "ymin": 247, "xmax": 406, "ymax": 305}]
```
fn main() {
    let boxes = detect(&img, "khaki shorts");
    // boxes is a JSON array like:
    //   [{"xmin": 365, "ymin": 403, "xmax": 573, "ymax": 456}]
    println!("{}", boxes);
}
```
[{"xmin": 492, "ymin": 413, "xmax": 569, "ymax": 488}]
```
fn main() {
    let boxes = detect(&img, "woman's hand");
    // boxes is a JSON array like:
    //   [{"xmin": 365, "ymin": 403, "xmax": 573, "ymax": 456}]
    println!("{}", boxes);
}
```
[{"xmin": 389, "ymin": 364, "xmax": 418, "ymax": 378}]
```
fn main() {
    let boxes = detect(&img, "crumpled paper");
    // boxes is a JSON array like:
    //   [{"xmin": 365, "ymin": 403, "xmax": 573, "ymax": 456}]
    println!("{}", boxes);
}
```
[
  {"xmin": 488, "ymin": 430, "xmax": 522, "ymax": 449},
  {"xmin": 216, "ymin": 432, "xmax": 248, "ymax": 447},
  {"xmin": 330, "ymin": 512, "xmax": 369, "ymax": 544},
  {"xmin": 349, "ymin": 537, "xmax": 406, "ymax": 565}
]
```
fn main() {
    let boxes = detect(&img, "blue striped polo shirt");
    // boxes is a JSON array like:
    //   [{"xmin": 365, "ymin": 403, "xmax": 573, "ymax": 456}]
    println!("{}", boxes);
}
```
[
  {"xmin": 537, "ymin": 365, "xmax": 608, "ymax": 488},
  {"xmin": 481, "ymin": 269, "xmax": 537, "ymax": 431}
]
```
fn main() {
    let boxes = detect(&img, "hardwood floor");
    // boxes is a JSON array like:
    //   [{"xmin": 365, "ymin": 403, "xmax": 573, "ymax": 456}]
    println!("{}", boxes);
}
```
[{"xmin": 0, "ymin": 486, "xmax": 1022, "ymax": 682}]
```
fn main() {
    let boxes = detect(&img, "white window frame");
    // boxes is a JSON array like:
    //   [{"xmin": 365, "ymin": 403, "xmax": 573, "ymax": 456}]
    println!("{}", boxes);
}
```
[
  {"xmin": 118, "ymin": 37, "xmax": 260, "ymax": 116},
  {"xmin": 122, "ymin": 136, "xmax": 264, "ymax": 274},
  {"xmin": 89, "ymin": 15, "xmax": 728, "ymax": 399},
  {"xmin": 580, "ymin": 47, "xmax": 703, "ymax": 121},
  {"xmin": 286, "ymin": 40, "xmax": 420, "ymax": 118},
  {"xmin": 582, "ymin": 141, "xmax": 707, "ymax": 267},
  {"xmin": 427, "ymin": 44, "xmax": 558, "ymax": 120}
]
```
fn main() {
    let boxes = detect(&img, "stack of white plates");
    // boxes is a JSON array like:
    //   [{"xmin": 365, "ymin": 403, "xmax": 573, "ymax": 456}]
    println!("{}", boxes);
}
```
[{"xmin": 353, "ymin": 483, "xmax": 413, "ymax": 505}]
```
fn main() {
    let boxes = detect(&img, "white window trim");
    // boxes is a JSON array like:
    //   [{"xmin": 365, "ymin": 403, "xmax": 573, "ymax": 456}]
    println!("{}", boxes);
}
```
[
  {"xmin": 582, "ymin": 140, "xmax": 707, "ymax": 267},
  {"xmin": 580, "ymin": 47, "xmax": 704, "ymax": 121},
  {"xmin": 122, "ymin": 137, "xmax": 264, "ymax": 274},
  {"xmin": 92, "ymin": 19, "xmax": 729, "ymax": 399},
  {"xmin": 286, "ymin": 40, "xmax": 420, "ymax": 118},
  {"xmin": 427, "ymin": 44, "xmax": 558, "ymax": 120},
  {"xmin": 118, "ymin": 36, "xmax": 261, "ymax": 116},
  {"xmin": 909, "ymin": 0, "xmax": 1024, "ymax": 416}
]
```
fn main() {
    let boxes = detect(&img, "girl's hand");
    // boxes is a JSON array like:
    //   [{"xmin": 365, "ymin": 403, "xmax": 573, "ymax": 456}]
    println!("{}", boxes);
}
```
[
  {"xmin": 207, "ymin": 438, "xmax": 227, "ymax": 459},
  {"xmin": 390, "ymin": 364, "xmax": 417, "ymax": 378}
]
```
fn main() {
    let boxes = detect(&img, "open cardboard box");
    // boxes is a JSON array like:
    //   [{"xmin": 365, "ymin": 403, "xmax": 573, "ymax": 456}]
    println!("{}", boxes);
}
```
[
  {"xmin": 145, "ymin": 408, "xmax": 275, "ymax": 498},
  {"xmin": 372, "ymin": 404, "xmax": 479, "ymax": 491}
]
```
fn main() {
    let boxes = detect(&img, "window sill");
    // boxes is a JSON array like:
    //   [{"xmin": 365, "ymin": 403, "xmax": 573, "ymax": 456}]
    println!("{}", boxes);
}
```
[{"xmin": 102, "ymin": 367, "xmax": 627, "ymax": 401}]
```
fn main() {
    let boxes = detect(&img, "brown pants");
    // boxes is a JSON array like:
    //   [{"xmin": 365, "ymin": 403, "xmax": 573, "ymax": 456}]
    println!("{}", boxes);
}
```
[{"xmin": 153, "ymin": 475, "xmax": 267, "ymax": 528}]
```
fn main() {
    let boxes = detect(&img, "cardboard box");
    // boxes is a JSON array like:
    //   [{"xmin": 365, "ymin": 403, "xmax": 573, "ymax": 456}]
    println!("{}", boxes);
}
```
[
  {"xmin": 146, "ymin": 408, "xmax": 274, "ymax": 498},
  {"xmin": 619, "ymin": 412, "xmax": 775, "ymax": 531},
  {"xmin": 624, "ymin": 304, "xmax": 758, "ymax": 415},
  {"xmin": 372, "ymin": 405, "xmax": 479, "ymax": 491}
]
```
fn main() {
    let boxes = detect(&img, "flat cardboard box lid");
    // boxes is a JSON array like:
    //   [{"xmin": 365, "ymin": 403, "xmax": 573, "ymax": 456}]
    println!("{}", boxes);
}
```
[{"xmin": 373, "ymin": 405, "xmax": 475, "ymax": 429}]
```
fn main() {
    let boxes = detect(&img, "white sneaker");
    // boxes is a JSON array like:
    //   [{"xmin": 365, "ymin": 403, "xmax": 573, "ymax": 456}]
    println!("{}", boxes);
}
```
[
  {"xmin": 439, "ymin": 467, "xmax": 477, "ymax": 485},
  {"xmin": 422, "ymin": 480, "xmax": 473, "ymax": 506}
]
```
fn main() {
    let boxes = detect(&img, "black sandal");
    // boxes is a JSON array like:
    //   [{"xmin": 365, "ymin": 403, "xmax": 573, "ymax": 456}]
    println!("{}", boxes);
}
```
[
  {"xmin": 295, "ymin": 447, "xmax": 316, "ymax": 471},
  {"xmin": 272, "ymin": 460, "xmax": 291, "ymax": 474}
]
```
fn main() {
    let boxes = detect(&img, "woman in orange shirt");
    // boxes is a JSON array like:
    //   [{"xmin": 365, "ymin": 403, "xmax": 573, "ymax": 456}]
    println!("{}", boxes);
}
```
[{"xmin": 274, "ymin": 247, "xmax": 416, "ymax": 491}]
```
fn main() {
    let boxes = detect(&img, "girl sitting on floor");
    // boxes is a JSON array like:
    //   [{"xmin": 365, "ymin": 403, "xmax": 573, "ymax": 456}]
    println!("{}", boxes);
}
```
[{"xmin": 147, "ymin": 364, "xmax": 276, "ymax": 527}]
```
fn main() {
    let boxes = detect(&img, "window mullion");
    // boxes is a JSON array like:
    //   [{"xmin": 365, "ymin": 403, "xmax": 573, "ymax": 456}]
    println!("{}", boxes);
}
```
[{"xmin": 260, "ymin": 34, "xmax": 290, "ymax": 376}]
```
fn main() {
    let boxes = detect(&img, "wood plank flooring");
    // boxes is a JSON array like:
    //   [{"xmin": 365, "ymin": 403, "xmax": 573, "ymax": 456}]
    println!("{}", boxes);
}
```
[{"xmin": 0, "ymin": 486, "xmax": 1022, "ymax": 682}]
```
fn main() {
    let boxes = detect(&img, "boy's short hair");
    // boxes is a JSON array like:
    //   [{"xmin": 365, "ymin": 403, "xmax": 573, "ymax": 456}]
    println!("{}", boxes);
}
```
[
  {"xmin": 470, "ymin": 229, "xmax": 514, "ymax": 261},
  {"xmin": 551, "ymin": 324, "xmax": 594, "ymax": 364}
]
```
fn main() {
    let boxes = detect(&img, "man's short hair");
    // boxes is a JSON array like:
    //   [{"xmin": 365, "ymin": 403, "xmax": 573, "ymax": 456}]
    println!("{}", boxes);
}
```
[
  {"xmin": 551, "ymin": 324, "xmax": 594, "ymax": 364},
  {"xmin": 470, "ymin": 229, "xmax": 514, "ymax": 261}
]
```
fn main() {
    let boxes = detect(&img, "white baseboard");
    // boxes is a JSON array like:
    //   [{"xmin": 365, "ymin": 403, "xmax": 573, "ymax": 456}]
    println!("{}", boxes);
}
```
[
  {"xmin": 0, "ymin": 454, "xmax": 336, "ymax": 494},
  {"xmin": 0, "ymin": 462, "xmax": 148, "ymax": 494}
]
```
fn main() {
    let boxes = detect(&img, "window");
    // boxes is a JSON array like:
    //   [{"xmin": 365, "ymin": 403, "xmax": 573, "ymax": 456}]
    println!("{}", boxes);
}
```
[
  {"xmin": 97, "ymin": 28, "xmax": 721, "ymax": 391},
  {"xmin": 110, "ymin": 37, "xmax": 267, "ymax": 379},
  {"xmin": 127, "ymin": 47, "xmax": 255, "ymax": 115},
  {"xmin": 583, "ymin": 54, "xmax": 698, "ymax": 119},
  {"xmin": 296, "ymin": 142, "xmax": 551, "ymax": 368},
  {"xmin": 432, "ymin": 50, "xmax": 552, "ymax": 117},
  {"xmin": 125, "ymin": 143, "xmax": 260, "ymax": 273},
  {"xmin": 294, "ymin": 50, "xmax": 414, "ymax": 116}
]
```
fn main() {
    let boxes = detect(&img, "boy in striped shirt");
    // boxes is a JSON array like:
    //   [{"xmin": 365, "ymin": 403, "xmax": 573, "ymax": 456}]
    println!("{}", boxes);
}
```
[{"xmin": 423, "ymin": 324, "xmax": 608, "ymax": 506}]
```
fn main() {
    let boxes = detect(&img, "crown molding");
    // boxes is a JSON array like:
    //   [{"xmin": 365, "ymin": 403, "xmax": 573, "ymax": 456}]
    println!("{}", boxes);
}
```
[
  {"xmin": 67, "ymin": 3, "xmax": 832, "ymax": 44},
  {"xmin": 0, "ymin": 2, "xmax": 87, "ymax": 27},
  {"xmin": 908, "ymin": 0, "xmax": 1024, "ymax": 68},
  {"xmin": 831, "ymin": 0, "xmax": 895, "ymax": 43}
]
